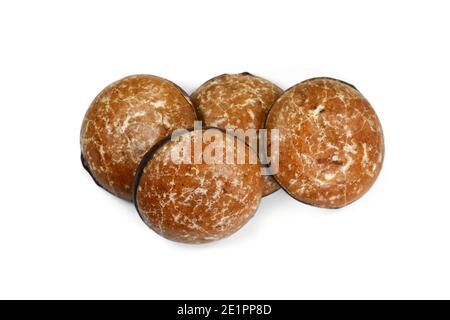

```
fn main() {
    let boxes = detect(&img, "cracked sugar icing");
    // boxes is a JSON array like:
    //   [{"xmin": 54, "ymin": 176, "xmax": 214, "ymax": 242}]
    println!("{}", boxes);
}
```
[
  {"xmin": 80, "ymin": 75, "xmax": 197, "ymax": 200},
  {"xmin": 191, "ymin": 73, "xmax": 283, "ymax": 196},
  {"xmin": 266, "ymin": 77, "xmax": 384, "ymax": 208},
  {"xmin": 134, "ymin": 129, "xmax": 263, "ymax": 244}
]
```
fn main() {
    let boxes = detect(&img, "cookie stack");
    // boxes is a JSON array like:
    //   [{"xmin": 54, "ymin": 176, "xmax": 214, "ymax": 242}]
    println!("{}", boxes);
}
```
[{"xmin": 81, "ymin": 73, "xmax": 384, "ymax": 244}]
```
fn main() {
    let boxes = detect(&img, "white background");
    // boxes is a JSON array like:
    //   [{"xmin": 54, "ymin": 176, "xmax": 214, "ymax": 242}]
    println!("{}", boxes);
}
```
[{"xmin": 0, "ymin": 0, "xmax": 449, "ymax": 300}]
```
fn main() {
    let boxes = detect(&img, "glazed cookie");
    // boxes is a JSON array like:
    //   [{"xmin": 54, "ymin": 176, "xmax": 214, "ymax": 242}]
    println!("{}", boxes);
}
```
[
  {"xmin": 133, "ymin": 128, "xmax": 263, "ymax": 244},
  {"xmin": 191, "ymin": 73, "xmax": 283, "ymax": 196},
  {"xmin": 80, "ymin": 75, "xmax": 197, "ymax": 200},
  {"xmin": 266, "ymin": 78, "xmax": 384, "ymax": 208}
]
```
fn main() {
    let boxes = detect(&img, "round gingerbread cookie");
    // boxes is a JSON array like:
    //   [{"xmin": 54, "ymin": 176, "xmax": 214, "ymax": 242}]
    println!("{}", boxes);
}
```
[
  {"xmin": 266, "ymin": 77, "xmax": 384, "ymax": 208},
  {"xmin": 80, "ymin": 74, "xmax": 197, "ymax": 201},
  {"xmin": 191, "ymin": 72, "xmax": 283, "ymax": 196},
  {"xmin": 133, "ymin": 128, "xmax": 263, "ymax": 244}
]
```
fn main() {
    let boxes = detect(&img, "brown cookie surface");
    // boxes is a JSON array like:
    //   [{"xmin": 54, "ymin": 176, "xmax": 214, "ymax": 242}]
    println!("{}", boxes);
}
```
[
  {"xmin": 266, "ymin": 78, "xmax": 384, "ymax": 208},
  {"xmin": 80, "ymin": 75, "xmax": 197, "ymax": 200},
  {"xmin": 191, "ymin": 73, "xmax": 283, "ymax": 197},
  {"xmin": 134, "ymin": 128, "xmax": 263, "ymax": 244}
]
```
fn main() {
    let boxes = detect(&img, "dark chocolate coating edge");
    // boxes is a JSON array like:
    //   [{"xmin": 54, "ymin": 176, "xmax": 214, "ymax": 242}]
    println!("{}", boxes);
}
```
[
  {"xmin": 81, "ymin": 153, "xmax": 119, "ymax": 198},
  {"xmin": 131, "ymin": 130, "xmax": 180, "ymax": 218}
]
